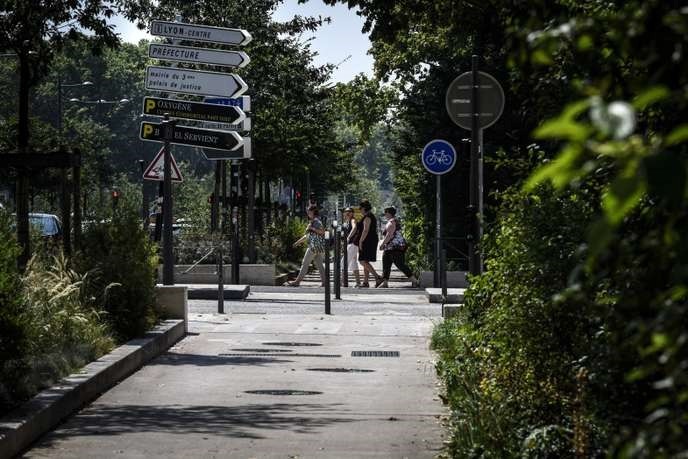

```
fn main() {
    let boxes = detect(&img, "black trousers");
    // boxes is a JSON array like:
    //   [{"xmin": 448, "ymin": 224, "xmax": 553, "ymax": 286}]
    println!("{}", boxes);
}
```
[{"xmin": 382, "ymin": 249, "xmax": 412, "ymax": 280}]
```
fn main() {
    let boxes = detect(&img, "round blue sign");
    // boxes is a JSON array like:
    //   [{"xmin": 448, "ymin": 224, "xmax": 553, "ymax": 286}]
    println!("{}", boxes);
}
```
[{"xmin": 421, "ymin": 139, "xmax": 457, "ymax": 175}]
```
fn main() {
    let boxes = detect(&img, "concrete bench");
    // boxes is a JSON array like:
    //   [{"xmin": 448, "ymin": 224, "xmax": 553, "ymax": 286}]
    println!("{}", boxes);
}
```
[{"xmin": 425, "ymin": 288, "xmax": 466, "ymax": 303}]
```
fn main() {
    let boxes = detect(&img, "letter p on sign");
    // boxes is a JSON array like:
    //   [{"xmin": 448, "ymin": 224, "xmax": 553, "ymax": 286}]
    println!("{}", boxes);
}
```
[
  {"xmin": 142, "ymin": 123, "xmax": 154, "ymax": 138},
  {"xmin": 145, "ymin": 98, "xmax": 156, "ymax": 113}
]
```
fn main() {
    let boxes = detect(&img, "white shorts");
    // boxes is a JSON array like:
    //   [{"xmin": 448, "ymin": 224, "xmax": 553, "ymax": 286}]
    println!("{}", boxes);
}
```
[{"xmin": 343, "ymin": 243, "xmax": 360, "ymax": 272}]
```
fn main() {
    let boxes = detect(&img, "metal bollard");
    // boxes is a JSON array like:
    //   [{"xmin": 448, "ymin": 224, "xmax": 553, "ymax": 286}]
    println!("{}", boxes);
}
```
[
  {"xmin": 334, "ymin": 222, "xmax": 341, "ymax": 299},
  {"xmin": 342, "ymin": 228, "xmax": 348, "ymax": 288},
  {"xmin": 324, "ymin": 230, "xmax": 331, "ymax": 314},
  {"xmin": 217, "ymin": 244, "xmax": 224, "ymax": 314}
]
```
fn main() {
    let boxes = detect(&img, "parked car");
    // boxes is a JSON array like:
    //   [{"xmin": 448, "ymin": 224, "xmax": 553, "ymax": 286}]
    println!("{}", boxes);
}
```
[{"xmin": 29, "ymin": 213, "xmax": 62, "ymax": 240}]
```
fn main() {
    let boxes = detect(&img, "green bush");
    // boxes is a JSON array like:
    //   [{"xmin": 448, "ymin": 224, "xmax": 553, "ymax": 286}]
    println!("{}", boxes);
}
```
[
  {"xmin": 76, "ymin": 205, "xmax": 158, "ymax": 342},
  {"xmin": 256, "ymin": 216, "xmax": 307, "ymax": 267},
  {"xmin": 432, "ymin": 184, "xmax": 603, "ymax": 457},
  {"xmin": 0, "ymin": 210, "xmax": 30, "ymax": 414}
]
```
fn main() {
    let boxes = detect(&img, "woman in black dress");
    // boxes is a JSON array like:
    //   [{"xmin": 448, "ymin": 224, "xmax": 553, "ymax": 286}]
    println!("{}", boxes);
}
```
[{"xmin": 357, "ymin": 199, "xmax": 383, "ymax": 288}]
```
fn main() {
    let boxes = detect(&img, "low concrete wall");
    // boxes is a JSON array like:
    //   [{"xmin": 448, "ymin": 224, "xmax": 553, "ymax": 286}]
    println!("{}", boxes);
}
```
[
  {"xmin": 157, "ymin": 264, "xmax": 280, "ymax": 285},
  {"xmin": 419, "ymin": 271, "xmax": 468, "ymax": 288},
  {"xmin": 155, "ymin": 285, "xmax": 188, "ymax": 333},
  {"xmin": 0, "ymin": 320, "xmax": 185, "ymax": 459}
]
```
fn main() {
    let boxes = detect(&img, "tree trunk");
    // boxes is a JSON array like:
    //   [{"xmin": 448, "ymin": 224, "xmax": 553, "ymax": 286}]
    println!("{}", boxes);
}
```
[{"xmin": 16, "ymin": 48, "xmax": 31, "ymax": 269}]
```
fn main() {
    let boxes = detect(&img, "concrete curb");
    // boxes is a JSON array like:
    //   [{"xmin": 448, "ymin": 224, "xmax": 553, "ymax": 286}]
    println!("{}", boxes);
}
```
[
  {"xmin": 187, "ymin": 285, "xmax": 250, "ymax": 300},
  {"xmin": 0, "ymin": 320, "xmax": 185, "ymax": 459}
]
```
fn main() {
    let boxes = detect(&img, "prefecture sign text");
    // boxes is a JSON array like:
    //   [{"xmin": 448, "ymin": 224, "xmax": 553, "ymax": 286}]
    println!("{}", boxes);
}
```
[{"xmin": 148, "ymin": 43, "xmax": 250, "ymax": 68}]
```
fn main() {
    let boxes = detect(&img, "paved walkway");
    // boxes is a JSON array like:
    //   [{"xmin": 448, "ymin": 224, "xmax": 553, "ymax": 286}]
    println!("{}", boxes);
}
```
[{"xmin": 22, "ymin": 254, "xmax": 447, "ymax": 458}]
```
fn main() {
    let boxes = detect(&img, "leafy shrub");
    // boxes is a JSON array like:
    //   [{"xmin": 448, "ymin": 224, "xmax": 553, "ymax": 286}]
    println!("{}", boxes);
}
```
[
  {"xmin": 256, "ymin": 216, "xmax": 307, "ymax": 267},
  {"xmin": 0, "ymin": 210, "xmax": 30, "ymax": 414},
  {"xmin": 432, "ymin": 184, "xmax": 601, "ymax": 457},
  {"xmin": 76, "ymin": 205, "xmax": 158, "ymax": 342}
]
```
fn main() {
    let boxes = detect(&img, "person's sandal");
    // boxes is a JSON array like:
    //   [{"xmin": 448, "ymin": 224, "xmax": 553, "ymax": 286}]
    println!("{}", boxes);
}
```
[
  {"xmin": 360, "ymin": 282, "xmax": 369, "ymax": 288},
  {"xmin": 375, "ymin": 276, "xmax": 386, "ymax": 288},
  {"xmin": 287, "ymin": 281, "xmax": 300, "ymax": 287}
]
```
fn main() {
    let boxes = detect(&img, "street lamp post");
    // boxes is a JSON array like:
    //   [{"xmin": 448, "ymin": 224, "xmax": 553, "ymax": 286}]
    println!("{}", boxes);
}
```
[{"xmin": 57, "ymin": 78, "xmax": 92, "ymax": 255}]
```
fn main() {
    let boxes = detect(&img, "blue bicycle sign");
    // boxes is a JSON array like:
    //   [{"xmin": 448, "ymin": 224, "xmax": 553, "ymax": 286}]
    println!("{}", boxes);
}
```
[{"xmin": 421, "ymin": 139, "xmax": 457, "ymax": 175}]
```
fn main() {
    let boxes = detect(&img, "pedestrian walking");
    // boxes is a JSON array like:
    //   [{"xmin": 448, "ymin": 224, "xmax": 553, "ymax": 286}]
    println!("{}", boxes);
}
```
[
  {"xmin": 357, "ymin": 199, "xmax": 383, "ymax": 288},
  {"xmin": 378, "ymin": 206, "xmax": 418, "ymax": 288},
  {"xmin": 341, "ymin": 206, "xmax": 362, "ymax": 287},
  {"xmin": 288, "ymin": 205, "xmax": 326, "ymax": 287}
]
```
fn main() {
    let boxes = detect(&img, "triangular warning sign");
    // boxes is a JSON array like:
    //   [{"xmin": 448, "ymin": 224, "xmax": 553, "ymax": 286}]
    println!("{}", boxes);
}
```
[{"xmin": 143, "ymin": 147, "xmax": 183, "ymax": 182}]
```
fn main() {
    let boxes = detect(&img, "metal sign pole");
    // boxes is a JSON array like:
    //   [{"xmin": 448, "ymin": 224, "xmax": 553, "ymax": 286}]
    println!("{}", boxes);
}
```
[
  {"xmin": 435, "ymin": 174, "xmax": 442, "ymax": 288},
  {"xmin": 162, "ymin": 114, "xmax": 176, "ymax": 285},
  {"xmin": 478, "ymin": 128, "xmax": 484, "ymax": 273},
  {"xmin": 469, "ymin": 55, "xmax": 480, "ymax": 276}
]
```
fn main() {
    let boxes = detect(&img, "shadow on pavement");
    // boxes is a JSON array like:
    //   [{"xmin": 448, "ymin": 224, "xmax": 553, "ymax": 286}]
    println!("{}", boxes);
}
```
[
  {"xmin": 40, "ymin": 402, "xmax": 353, "ymax": 442},
  {"xmin": 150, "ymin": 352, "xmax": 294, "ymax": 367}
]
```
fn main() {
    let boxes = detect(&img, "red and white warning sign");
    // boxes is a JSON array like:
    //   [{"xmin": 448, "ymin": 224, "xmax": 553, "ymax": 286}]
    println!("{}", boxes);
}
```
[{"xmin": 142, "ymin": 147, "xmax": 183, "ymax": 182}]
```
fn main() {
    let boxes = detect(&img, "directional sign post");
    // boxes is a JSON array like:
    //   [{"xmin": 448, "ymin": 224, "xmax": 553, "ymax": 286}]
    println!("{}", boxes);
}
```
[
  {"xmin": 202, "ymin": 137, "xmax": 251, "ymax": 160},
  {"xmin": 421, "ymin": 139, "xmax": 457, "ymax": 293},
  {"xmin": 143, "ymin": 97, "xmax": 245, "ymax": 124},
  {"xmin": 140, "ymin": 121, "xmax": 244, "ymax": 152},
  {"xmin": 151, "ymin": 20, "xmax": 252, "ymax": 46},
  {"xmin": 446, "ymin": 57, "xmax": 505, "ymax": 277},
  {"xmin": 149, "ymin": 43, "xmax": 250, "ymax": 68},
  {"xmin": 145, "ymin": 66, "xmax": 247, "ymax": 98}
]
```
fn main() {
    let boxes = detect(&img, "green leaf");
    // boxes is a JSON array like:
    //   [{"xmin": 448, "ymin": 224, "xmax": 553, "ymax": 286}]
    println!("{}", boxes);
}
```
[
  {"xmin": 587, "ymin": 217, "xmax": 615, "ymax": 262},
  {"xmin": 665, "ymin": 124, "xmax": 688, "ymax": 146},
  {"xmin": 532, "ymin": 49, "xmax": 553, "ymax": 66},
  {"xmin": 632, "ymin": 86, "xmax": 670, "ymax": 110},
  {"xmin": 533, "ymin": 99, "xmax": 592, "ymax": 142},
  {"xmin": 524, "ymin": 144, "xmax": 583, "ymax": 191},
  {"xmin": 602, "ymin": 164, "xmax": 646, "ymax": 225},
  {"xmin": 577, "ymin": 34, "xmax": 593, "ymax": 51}
]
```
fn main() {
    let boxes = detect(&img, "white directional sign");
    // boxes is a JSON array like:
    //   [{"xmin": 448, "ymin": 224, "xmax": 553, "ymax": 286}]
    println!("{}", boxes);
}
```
[
  {"xmin": 148, "ymin": 43, "xmax": 250, "ymax": 68},
  {"xmin": 145, "ymin": 66, "xmax": 247, "ymax": 98},
  {"xmin": 151, "ymin": 20, "xmax": 252, "ymax": 46},
  {"xmin": 143, "ymin": 147, "xmax": 183, "ymax": 182}
]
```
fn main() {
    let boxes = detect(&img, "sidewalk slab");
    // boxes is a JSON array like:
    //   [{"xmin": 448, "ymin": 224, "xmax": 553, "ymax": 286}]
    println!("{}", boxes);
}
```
[{"xmin": 0, "ymin": 320, "xmax": 185, "ymax": 459}]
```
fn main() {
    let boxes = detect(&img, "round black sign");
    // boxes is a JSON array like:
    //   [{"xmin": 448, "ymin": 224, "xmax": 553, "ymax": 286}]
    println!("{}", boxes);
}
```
[{"xmin": 445, "ymin": 71, "xmax": 505, "ymax": 130}]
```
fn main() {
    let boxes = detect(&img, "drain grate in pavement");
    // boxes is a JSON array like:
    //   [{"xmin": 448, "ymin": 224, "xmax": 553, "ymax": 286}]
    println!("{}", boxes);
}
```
[
  {"xmin": 219, "ymin": 353, "xmax": 341, "ymax": 358},
  {"xmin": 229, "ymin": 348, "xmax": 293, "ymax": 353},
  {"xmin": 262, "ymin": 342, "xmax": 323, "ymax": 347},
  {"xmin": 245, "ymin": 390, "xmax": 322, "ymax": 396},
  {"xmin": 307, "ymin": 368, "xmax": 375, "ymax": 373},
  {"xmin": 351, "ymin": 351, "xmax": 400, "ymax": 357}
]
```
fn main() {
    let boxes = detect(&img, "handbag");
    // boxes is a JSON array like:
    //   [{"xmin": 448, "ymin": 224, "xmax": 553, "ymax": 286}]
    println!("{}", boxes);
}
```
[{"xmin": 390, "ymin": 230, "xmax": 408, "ymax": 251}]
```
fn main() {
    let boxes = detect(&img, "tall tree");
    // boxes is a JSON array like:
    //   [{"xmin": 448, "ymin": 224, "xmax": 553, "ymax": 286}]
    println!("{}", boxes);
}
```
[{"xmin": 0, "ymin": 0, "xmax": 147, "ymax": 267}]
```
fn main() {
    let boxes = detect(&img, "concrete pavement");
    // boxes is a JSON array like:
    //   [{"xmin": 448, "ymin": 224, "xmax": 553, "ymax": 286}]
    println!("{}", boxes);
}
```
[{"xmin": 22, "ymin": 283, "xmax": 448, "ymax": 458}]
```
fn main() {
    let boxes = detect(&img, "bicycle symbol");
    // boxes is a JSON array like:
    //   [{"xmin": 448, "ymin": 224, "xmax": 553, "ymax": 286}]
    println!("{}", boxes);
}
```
[{"xmin": 426, "ymin": 149, "xmax": 453, "ymax": 166}]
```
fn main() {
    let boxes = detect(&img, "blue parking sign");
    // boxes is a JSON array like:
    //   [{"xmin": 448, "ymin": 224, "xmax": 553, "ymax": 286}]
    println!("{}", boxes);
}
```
[{"xmin": 421, "ymin": 139, "xmax": 457, "ymax": 175}]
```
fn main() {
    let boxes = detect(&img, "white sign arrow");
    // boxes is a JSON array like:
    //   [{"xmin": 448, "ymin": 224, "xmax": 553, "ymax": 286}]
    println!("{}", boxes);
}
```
[
  {"xmin": 151, "ymin": 20, "xmax": 252, "ymax": 46},
  {"xmin": 148, "ymin": 43, "xmax": 250, "ymax": 68},
  {"xmin": 143, "ymin": 147, "xmax": 183, "ymax": 182},
  {"xmin": 145, "ymin": 66, "xmax": 248, "ymax": 98}
]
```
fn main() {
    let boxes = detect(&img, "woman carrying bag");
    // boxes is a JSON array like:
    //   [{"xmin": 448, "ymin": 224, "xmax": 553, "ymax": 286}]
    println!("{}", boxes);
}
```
[
  {"xmin": 378, "ymin": 206, "xmax": 418, "ymax": 288},
  {"xmin": 288, "ymin": 205, "xmax": 326, "ymax": 287}
]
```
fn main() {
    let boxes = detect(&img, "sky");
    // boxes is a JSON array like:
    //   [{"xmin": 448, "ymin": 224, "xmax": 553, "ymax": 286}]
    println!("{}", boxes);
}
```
[{"xmin": 110, "ymin": 1, "xmax": 374, "ymax": 84}]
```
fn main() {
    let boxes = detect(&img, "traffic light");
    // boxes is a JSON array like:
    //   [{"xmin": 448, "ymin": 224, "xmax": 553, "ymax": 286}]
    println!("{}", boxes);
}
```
[{"xmin": 111, "ymin": 190, "xmax": 120, "ymax": 209}]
